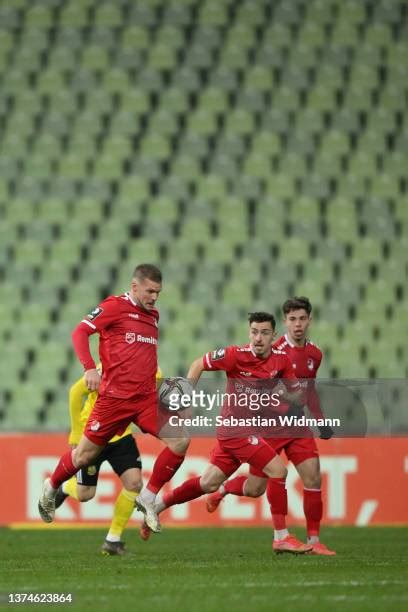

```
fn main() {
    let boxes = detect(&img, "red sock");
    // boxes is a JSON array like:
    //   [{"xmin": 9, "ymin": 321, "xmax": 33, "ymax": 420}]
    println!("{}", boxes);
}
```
[
  {"xmin": 163, "ymin": 476, "xmax": 203, "ymax": 508},
  {"xmin": 147, "ymin": 447, "xmax": 185, "ymax": 494},
  {"xmin": 267, "ymin": 478, "xmax": 288, "ymax": 530},
  {"xmin": 50, "ymin": 450, "xmax": 77, "ymax": 489},
  {"xmin": 304, "ymin": 488, "xmax": 322, "ymax": 537},
  {"xmin": 224, "ymin": 476, "xmax": 247, "ymax": 496}
]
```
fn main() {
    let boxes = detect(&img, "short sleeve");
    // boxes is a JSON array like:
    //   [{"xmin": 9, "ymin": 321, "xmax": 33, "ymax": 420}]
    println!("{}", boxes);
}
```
[
  {"xmin": 203, "ymin": 346, "xmax": 236, "ymax": 372},
  {"xmin": 80, "ymin": 297, "xmax": 119, "ymax": 332}
]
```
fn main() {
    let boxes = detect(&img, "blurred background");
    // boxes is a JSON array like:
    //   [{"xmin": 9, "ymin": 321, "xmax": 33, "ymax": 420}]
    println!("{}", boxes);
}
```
[{"xmin": 0, "ymin": 0, "xmax": 407, "ymax": 433}]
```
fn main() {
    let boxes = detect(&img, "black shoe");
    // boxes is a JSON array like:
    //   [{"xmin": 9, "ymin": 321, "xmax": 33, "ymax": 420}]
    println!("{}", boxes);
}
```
[
  {"xmin": 101, "ymin": 540, "xmax": 127, "ymax": 556},
  {"xmin": 54, "ymin": 486, "xmax": 68, "ymax": 509}
]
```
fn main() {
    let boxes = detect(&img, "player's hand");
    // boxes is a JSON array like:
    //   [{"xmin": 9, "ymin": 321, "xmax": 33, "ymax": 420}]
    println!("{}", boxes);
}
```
[
  {"xmin": 84, "ymin": 368, "xmax": 101, "ymax": 391},
  {"xmin": 318, "ymin": 425, "xmax": 334, "ymax": 440}
]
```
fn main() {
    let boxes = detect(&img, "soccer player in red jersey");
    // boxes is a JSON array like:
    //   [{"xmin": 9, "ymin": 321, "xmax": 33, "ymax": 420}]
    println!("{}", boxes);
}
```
[
  {"xmin": 206, "ymin": 297, "xmax": 336, "ymax": 555},
  {"xmin": 38, "ymin": 264, "xmax": 189, "ymax": 533},
  {"xmin": 146, "ymin": 312, "xmax": 312, "ymax": 553}
]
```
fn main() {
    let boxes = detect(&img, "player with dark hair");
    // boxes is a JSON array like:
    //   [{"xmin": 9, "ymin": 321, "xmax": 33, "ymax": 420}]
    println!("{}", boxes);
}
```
[
  {"xmin": 206, "ymin": 297, "xmax": 336, "ymax": 555},
  {"xmin": 143, "ymin": 311, "xmax": 312, "ymax": 554},
  {"xmin": 39, "ymin": 264, "xmax": 189, "ymax": 533}
]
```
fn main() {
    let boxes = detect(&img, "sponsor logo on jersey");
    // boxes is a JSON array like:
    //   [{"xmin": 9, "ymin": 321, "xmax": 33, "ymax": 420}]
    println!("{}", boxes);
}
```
[
  {"xmin": 87, "ymin": 306, "xmax": 103, "ymax": 321},
  {"xmin": 128, "ymin": 313, "xmax": 139, "ymax": 319},
  {"xmin": 307, "ymin": 358, "xmax": 314, "ymax": 370},
  {"xmin": 211, "ymin": 348, "xmax": 225, "ymax": 361},
  {"xmin": 269, "ymin": 370, "xmax": 278, "ymax": 377},
  {"xmin": 90, "ymin": 420, "xmax": 100, "ymax": 432},
  {"xmin": 125, "ymin": 332, "xmax": 157, "ymax": 345},
  {"xmin": 240, "ymin": 371, "xmax": 252, "ymax": 377},
  {"xmin": 248, "ymin": 435, "xmax": 259, "ymax": 445},
  {"xmin": 137, "ymin": 334, "xmax": 158, "ymax": 345}
]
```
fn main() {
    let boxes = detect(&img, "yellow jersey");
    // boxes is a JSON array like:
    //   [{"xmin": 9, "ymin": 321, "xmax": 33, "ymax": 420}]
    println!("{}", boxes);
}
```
[{"xmin": 68, "ymin": 365, "xmax": 163, "ymax": 446}]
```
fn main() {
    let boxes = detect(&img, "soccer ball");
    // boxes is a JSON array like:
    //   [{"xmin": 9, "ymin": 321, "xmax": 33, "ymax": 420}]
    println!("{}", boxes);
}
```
[{"xmin": 159, "ymin": 377, "xmax": 193, "ymax": 410}]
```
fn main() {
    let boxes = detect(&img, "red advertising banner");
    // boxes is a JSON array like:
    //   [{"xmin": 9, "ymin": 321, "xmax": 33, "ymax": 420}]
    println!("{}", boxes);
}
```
[{"xmin": 0, "ymin": 433, "xmax": 407, "ymax": 526}]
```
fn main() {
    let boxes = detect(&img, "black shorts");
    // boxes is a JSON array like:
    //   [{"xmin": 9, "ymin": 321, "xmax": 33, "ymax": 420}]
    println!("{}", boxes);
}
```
[{"xmin": 76, "ymin": 434, "xmax": 142, "ymax": 487}]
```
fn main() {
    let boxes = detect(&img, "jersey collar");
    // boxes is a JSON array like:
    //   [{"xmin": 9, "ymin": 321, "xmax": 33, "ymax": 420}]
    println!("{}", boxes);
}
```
[{"xmin": 285, "ymin": 333, "xmax": 308, "ymax": 348}]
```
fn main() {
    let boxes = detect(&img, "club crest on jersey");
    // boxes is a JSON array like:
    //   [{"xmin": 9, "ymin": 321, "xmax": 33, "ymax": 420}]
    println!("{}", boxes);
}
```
[
  {"xmin": 307, "ymin": 358, "xmax": 314, "ymax": 370},
  {"xmin": 90, "ymin": 420, "xmax": 100, "ymax": 432},
  {"xmin": 87, "ymin": 306, "xmax": 103, "ymax": 321},
  {"xmin": 125, "ymin": 332, "xmax": 136, "ymax": 344},
  {"xmin": 211, "ymin": 348, "xmax": 225, "ymax": 361},
  {"xmin": 248, "ymin": 435, "xmax": 259, "ymax": 446}
]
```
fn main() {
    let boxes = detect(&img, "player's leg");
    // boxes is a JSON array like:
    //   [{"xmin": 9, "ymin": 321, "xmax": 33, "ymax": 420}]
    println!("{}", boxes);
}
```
[
  {"xmin": 247, "ymin": 442, "xmax": 312, "ymax": 554},
  {"xmin": 294, "ymin": 452, "xmax": 336, "ymax": 555},
  {"xmin": 102, "ymin": 436, "xmax": 143, "ymax": 555},
  {"xmin": 38, "ymin": 435, "xmax": 104, "ymax": 523},
  {"xmin": 155, "ymin": 463, "xmax": 231, "ymax": 516},
  {"xmin": 38, "ymin": 394, "xmax": 131, "ymax": 523},
  {"xmin": 154, "ymin": 441, "xmax": 239, "ymax": 516},
  {"xmin": 55, "ymin": 449, "xmax": 106, "ymax": 509},
  {"xmin": 206, "ymin": 474, "xmax": 267, "ymax": 512},
  {"xmin": 134, "ymin": 396, "xmax": 190, "ymax": 532}
]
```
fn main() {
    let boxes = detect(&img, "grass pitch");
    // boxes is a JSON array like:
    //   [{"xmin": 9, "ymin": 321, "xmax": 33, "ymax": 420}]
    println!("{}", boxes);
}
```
[{"xmin": 0, "ymin": 527, "xmax": 407, "ymax": 612}]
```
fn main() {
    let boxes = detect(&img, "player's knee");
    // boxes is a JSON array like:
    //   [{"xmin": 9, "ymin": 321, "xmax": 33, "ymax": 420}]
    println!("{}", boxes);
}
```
[
  {"xmin": 199, "ymin": 473, "xmax": 220, "ymax": 493},
  {"xmin": 126, "ymin": 477, "xmax": 143, "ymax": 493},
  {"xmin": 201, "ymin": 479, "xmax": 219, "ymax": 493},
  {"xmin": 77, "ymin": 489, "xmax": 94, "ymax": 502},
  {"xmin": 75, "ymin": 450, "xmax": 96, "ymax": 469},
  {"xmin": 303, "ymin": 473, "xmax": 321, "ymax": 489},
  {"xmin": 276, "ymin": 464, "xmax": 288, "ymax": 480},
  {"xmin": 245, "ymin": 483, "xmax": 266, "ymax": 497},
  {"xmin": 167, "ymin": 437, "xmax": 190, "ymax": 455}
]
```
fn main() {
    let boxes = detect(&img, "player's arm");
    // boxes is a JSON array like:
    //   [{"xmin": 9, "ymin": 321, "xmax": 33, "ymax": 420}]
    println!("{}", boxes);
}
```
[
  {"xmin": 187, "ymin": 357, "xmax": 205, "ymax": 385},
  {"xmin": 306, "ymin": 355, "xmax": 334, "ymax": 439},
  {"xmin": 68, "ymin": 376, "xmax": 88, "ymax": 446},
  {"xmin": 71, "ymin": 299, "xmax": 116, "ymax": 390},
  {"xmin": 187, "ymin": 347, "xmax": 235, "ymax": 386}
]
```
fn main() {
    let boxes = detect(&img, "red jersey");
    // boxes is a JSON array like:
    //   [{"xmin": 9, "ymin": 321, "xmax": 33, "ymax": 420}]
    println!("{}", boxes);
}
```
[
  {"xmin": 72, "ymin": 292, "xmax": 159, "ymax": 399},
  {"xmin": 203, "ymin": 344, "xmax": 300, "ymax": 437},
  {"xmin": 273, "ymin": 334, "xmax": 323, "ymax": 418}
]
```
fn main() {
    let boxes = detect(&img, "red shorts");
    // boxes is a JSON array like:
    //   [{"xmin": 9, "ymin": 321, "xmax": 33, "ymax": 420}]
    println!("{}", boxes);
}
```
[
  {"xmin": 210, "ymin": 436, "xmax": 277, "ymax": 478},
  {"xmin": 249, "ymin": 437, "xmax": 319, "ymax": 477},
  {"xmin": 84, "ymin": 391, "xmax": 159, "ymax": 446}
]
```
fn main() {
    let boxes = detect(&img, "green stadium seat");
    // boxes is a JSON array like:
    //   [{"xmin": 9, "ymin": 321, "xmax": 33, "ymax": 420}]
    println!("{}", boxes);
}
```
[
  {"xmin": 25, "ymin": 5, "xmax": 54, "ymax": 28},
  {"xmin": 149, "ymin": 109, "xmax": 179, "ymax": 137},
  {"xmin": 225, "ymin": 108, "xmax": 255, "ymax": 136},
  {"xmin": 251, "ymin": 131, "xmax": 281, "ymax": 157},
  {"xmin": 103, "ymin": 68, "xmax": 130, "ymax": 95},
  {"xmin": 172, "ymin": 155, "xmax": 201, "ymax": 181},
  {"xmin": 160, "ymin": 87, "xmax": 189, "ymax": 113},
  {"xmin": 149, "ymin": 43, "xmax": 178, "ymax": 71},
  {"xmin": 298, "ymin": 20, "xmax": 326, "ymax": 49},
  {"xmin": 137, "ymin": 67, "xmax": 164, "ymax": 94},
  {"xmin": 95, "ymin": 3, "xmax": 122, "ymax": 27},
  {"xmin": 196, "ymin": 172, "xmax": 227, "ymax": 201}
]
